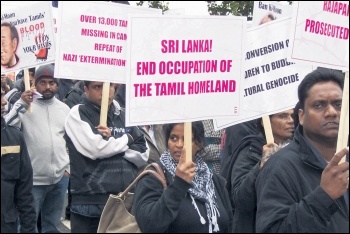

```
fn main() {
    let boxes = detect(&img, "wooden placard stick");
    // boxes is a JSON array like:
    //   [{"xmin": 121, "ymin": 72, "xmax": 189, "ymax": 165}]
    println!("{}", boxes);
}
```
[
  {"xmin": 184, "ymin": 122, "xmax": 192, "ymax": 163},
  {"xmin": 262, "ymin": 115, "xmax": 274, "ymax": 144},
  {"xmin": 23, "ymin": 69, "xmax": 31, "ymax": 90},
  {"xmin": 99, "ymin": 82, "xmax": 110, "ymax": 126},
  {"xmin": 23, "ymin": 69, "xmax": 32, "ymax": 112},
  {"xmin": 337, "ymin": 71, "xmax": 349, "ymax": 164}
]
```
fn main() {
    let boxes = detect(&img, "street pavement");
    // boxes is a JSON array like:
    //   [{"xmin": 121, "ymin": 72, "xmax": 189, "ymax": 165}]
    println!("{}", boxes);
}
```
[
  {"xmin": 59, "ymin": 220, "xmax": 71, "ymax": 233},
  {"xmin": 58, "ymin": 192, "xmax": 71, "ymax": 233}
]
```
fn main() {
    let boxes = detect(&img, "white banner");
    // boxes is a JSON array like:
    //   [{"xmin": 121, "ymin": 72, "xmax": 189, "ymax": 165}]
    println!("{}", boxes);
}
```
[
  {"xmin": 54, "ymin": 1, "xmax": 161, "ymax": 82},
  {"xmin": 214, "ymin": 17, "xmax": 313, "ymax": 130},
  {"xmin": 287, "ymin": 1, "xmax": 349, "ymax": 70},
  {"xmin": 126, "ymin": 15, "xmax": 246, "ymax": 126},
  {"xmin": 1, "ymin": 1, "xmax": 56, "ymax": 72},
  {"xmin": 252, "ymin": 1, "xmax": 292, "ymax": 26}
]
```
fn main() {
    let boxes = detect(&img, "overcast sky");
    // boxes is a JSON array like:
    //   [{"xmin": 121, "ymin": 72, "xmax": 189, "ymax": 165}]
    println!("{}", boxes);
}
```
[{"xmin": 129, "ymin": 1, "xmax": 209, "ymax": 15}]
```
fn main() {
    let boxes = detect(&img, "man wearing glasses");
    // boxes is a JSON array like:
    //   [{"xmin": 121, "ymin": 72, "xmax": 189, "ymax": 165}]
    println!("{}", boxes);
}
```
[{"xmin": 1, "ymin": 22, "xmax": 20, "ymax": 68}]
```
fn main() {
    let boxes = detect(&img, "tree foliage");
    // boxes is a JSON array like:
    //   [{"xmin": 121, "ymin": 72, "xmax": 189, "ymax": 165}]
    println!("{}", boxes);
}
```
[
  {"xmin": 136, "ymin": 1, "xmax": 169, "ymax": 13},
  {"xmin": 206, "ymin": 1, "xmax": 254, "ymax": 19},
  {"xmin": 206, "ymin": 1, "xmax": 293, "ymax": 20}
]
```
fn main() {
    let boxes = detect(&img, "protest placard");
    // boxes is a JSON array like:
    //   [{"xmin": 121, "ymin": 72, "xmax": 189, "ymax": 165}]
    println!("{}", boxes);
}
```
[
  {"xmin": 287, "ymin": 1, "xmax": 349, "ymax": 70},
  {"xmin": 1, "ymin": 1, "xmax": 56, "ymax": 72},
  {"xmin": 51, "ymin": 2, "xmax": 58, "ymax": 36},
  {"xmin": 125, "ymin": 15, "xmax": 246, "ymax": 126},
  {"xmin": 252, "ymin": 1, "xmax": 292, "ymax": 26},
  {"xmin": 214, "ymin": 17, "xmax": 313, "ymax": 130},
  {"xmin": 54, "ymin": 1, "xmax": 161, "ymax": 83}
]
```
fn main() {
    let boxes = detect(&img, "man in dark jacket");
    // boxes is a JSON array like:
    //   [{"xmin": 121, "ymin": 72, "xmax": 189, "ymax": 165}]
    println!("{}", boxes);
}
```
[
  {"xmin": 1, "ymin": 87, "xmax": 36, "ymax": 233},
  {"xmin": 64, "ymin": 80, "xmax": 85, "ymax": 108},
  {"xmin": 256, "ymin": 68, "xmax": 349, "ymax": 233},
  {"xmin": 64, "ymin": 80, "xmax": 149, "ymax": 233}
]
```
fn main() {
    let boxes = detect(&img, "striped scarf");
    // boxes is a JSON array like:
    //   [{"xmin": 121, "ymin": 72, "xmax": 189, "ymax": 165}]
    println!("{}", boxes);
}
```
[{"xmin": 160, "ymin": 150, "xmax": 220, "ymax": 233}]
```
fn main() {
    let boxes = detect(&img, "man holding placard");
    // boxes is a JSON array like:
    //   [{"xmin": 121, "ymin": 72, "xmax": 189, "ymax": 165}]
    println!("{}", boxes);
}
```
[
  {"xmin": 4, "ymin": 64, "xmax": 71, "ymax": 233},
  {"xmin": 255, "ymin": 68, "xmax": 349, "ymax": 233},
  {"xmin": 64, "ymin": 81, "xmax": 148, "ymax": 233}
]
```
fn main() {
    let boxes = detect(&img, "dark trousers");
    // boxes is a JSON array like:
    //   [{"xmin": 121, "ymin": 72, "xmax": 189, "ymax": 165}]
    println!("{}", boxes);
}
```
[{"xmin": 71, "ymin": 212, "xmax": 100, "ymax": 233}]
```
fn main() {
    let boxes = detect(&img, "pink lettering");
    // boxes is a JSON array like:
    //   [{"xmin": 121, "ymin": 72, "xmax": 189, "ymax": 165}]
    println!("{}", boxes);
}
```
[
  {"xmin": 136, "ymin": 62, "xmax": 156, "ymax": 75},
  {"xmin": 133, "ymin": 83, "xmax": 152, "ymax": 97},
  {"xmin": 181, "ymin": 39, "xmax": 213, "ymax": 53},
  {"xmin": 154, "ymin": 82, "xmax": 185, "ymax": 96},
  {"xmin": 161, "ymin": 40, "xmax": 179, "ymax": 53},
  {"xmin": 80, "ymin": 15, "xmax": 96, "ymax": 23},
  {"xmin": 220, "ymin": 60, "xmax": 232, "ymax": 72}
]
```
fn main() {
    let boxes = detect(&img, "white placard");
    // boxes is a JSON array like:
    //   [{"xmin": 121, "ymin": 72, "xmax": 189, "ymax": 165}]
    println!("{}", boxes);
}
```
[
  {"xmin": 1, "ymin": 1, "xmax": 56, "ymax": 72},
  {"xmin": 287, "ymin": 1, "xmax": 349, "ymax": 70},
  {"xmin": 252, "ymin": 1, "xmax": 292, "ymax": 26},
  {"xmin": 54, "ymin": 1, "xmax": 161, "ymax": 82},
  {"xmin": 214, "ymin": 17, "xmax": 313, "ymax": 130},
  {"xmin": 51, "ymin": 2, "xmax": 58, "ymax": 36},
  {"xmin": 126, "ymin": 15, "xmax": 246, "ymax": 126}
]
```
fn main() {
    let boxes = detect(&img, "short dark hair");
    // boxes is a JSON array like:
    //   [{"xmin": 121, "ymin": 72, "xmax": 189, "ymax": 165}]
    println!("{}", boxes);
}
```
[
  {"xmin": 163, "ymin": 121, "xmax": 205, "ymax": 149},
  {"xmin": 28, "ymin": 67, "xmax": 36, "ymax": 75},
  {"xmin": 83, "ymin": 80, "xmax": 92, "ymax": 88},
  {"xmin": 266, "ymin": 13, "xmax": 275, "ymax": 21},
  {"xmin": 298, "ymin": 68, "xmax": 344, "ymax": 109},
  {"xmin": 293, "ymin": 102, "xmax": 301, "ymax": 129},
  {"xmin": 1, "ymin": 22, "xmax": 19, "ymax": 43}
]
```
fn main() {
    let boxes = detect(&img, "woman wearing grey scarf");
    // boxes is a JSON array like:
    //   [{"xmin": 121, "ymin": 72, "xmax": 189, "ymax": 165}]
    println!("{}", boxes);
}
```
[{"xmin": 133, "ymin": 121, "xmax": 233, "ymax": 233}]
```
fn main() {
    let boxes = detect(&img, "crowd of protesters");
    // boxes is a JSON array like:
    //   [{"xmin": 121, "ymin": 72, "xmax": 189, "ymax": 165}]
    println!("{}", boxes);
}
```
[
  {"xmin": 1, "ymin": 65, "xmax": 348, "ymax": 233},
  {"xmin": 0, "ymin": 2, "xmax": 349, "ymax": 232}
]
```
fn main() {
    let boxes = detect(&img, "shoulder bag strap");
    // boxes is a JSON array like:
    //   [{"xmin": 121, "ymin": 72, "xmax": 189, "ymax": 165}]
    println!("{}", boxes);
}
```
[
  {"xmin": 146, "ymin": 162, "xmax": 166, "ymax": 182},
  {"xmin": 119, "ymin": 163, "xmax": 167, "ymax": 198}
]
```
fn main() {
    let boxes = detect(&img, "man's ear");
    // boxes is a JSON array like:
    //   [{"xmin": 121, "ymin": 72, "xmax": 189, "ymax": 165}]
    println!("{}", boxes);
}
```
[
  {"xmin": 298, "ymin": 109, "xmax": 304, "ymax": 126},
  {"xmin": 12, "ymin": 38, "xmax": 18, "ymax": 51}
]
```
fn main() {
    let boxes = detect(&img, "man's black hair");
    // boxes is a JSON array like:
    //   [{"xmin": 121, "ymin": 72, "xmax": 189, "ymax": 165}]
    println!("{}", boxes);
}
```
[
  {"xmin": 1, "ymin": 22, "xmax": 19, "ymax": 42},
  {"xmin": 298, "ymin": 68, "xmax": 344, "ymax": 109}
]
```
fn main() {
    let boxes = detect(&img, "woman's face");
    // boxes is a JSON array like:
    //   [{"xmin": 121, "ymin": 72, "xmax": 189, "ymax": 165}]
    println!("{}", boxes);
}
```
[
  {"xmin": 270, "ymin": 109, "xmax": 294, "ymax": 144},
  {"xmin": 167, "ymin": 123, "xmax": 201, "ymax": 161}
]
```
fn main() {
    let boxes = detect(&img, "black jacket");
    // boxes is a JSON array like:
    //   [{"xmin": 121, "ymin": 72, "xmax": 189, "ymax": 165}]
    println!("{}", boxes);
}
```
[
  {"xmin": 65, "ymin": 97, "xmax": 148, "ymax": 205},
  {"xmin": 4, "ymin": 79, "xmax": 24, "ymax": 113},
  {"xmin": 256, "ymin": 126, "xmax": 349, "ymax": 233},
  {"xmin": 134, "ymin": 162, "xmax": 233, "ymax": 233},
  {"xmin": 1, "ymin": 118, "xmax": 36, "ymax": 233},
  {"xmin": 220, "ymin": 119, "xmax": 258, "ymax": 181},
  {"xmin": 64, "ymin": 81, "xmax": 85, "ymax": 108},
  {"xmin": 230, "ymin": 132, "xmax": 266, "ymax": 233}
]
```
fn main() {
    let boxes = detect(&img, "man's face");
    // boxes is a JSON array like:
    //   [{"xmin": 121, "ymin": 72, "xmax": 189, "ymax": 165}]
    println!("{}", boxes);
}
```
[
  {"xmin": 84, "ymin": 82, "xmax": 115, "ymax": 106},
  {"xmin": 29, "ymin": 72, "xmax": 35, "ymax": 87},
  {"xmin": 7, "ymin": 72, "xmax": 15, "ymax": 82},
  {"xmin": 299, "ymin": 81, "xmax": 342, "ymax": 143},
  {"xmin": 35, "ymin": 78, "xmax": 58, "ymax": 99},
  {"xmin": 1, "ymin": 26, "xmax": 17, "ymax": 67}
]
